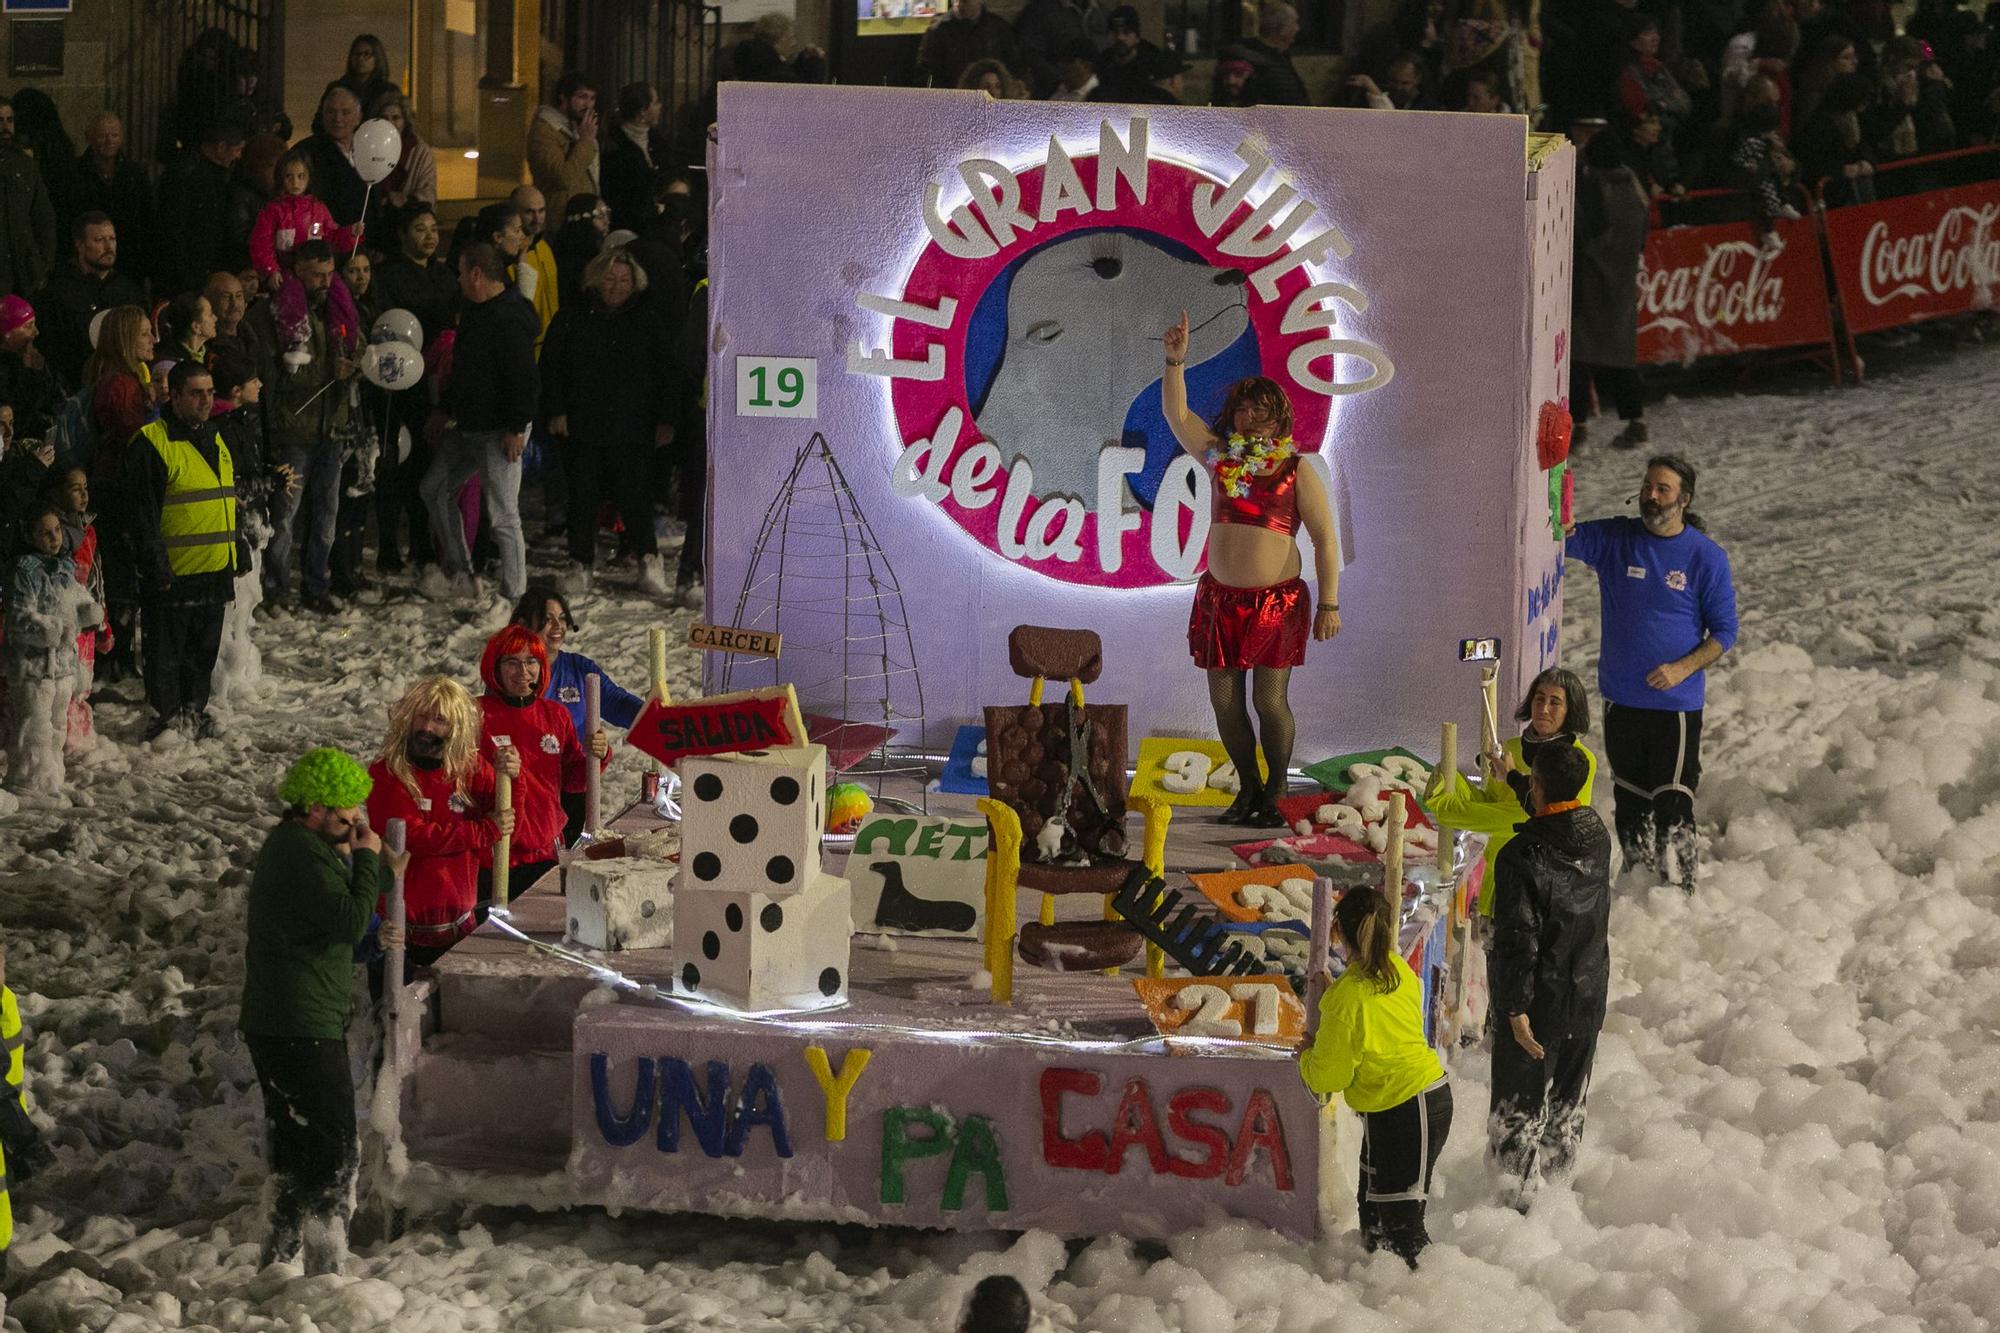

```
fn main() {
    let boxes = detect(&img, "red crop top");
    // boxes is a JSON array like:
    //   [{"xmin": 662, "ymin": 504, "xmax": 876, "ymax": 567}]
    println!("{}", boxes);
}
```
[{"xmin": 1210, "ymin": 453, "xmax": 1301, "ymax": 536}]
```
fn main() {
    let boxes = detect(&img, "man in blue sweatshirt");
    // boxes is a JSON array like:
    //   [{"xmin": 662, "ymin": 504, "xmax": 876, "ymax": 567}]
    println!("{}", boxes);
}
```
[{"xmin": 1564, "ymin": 455, "xmax": 1737, "ymax": 890}]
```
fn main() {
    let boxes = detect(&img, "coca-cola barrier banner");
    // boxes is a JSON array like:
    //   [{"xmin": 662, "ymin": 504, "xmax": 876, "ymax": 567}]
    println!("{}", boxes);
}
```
[
  {"xmin": 1821, "ymin": 178, "xmax": 2000, "ymax": 336},
  {"xmin": 1636, "ymin": 214, "xmax": 1835, "ymax": 365}
]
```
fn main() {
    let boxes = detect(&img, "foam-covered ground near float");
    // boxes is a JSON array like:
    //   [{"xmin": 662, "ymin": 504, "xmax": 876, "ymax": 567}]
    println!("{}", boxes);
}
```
[{"xmin": 5, "ymin": 340, "xmax": 2000, "ymax": 1329}]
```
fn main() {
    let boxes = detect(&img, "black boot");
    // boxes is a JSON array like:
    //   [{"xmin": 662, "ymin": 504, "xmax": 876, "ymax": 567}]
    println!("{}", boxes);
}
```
[{"xmin": 1216, "ymin": 781, "xmax": 1262, "ymax": 825}]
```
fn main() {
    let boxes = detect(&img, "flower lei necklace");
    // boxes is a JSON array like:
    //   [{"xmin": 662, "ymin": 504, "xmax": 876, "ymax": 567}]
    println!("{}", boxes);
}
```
[{"xmin": 1208, "ymin": 433, "xmax": 1296, "ymax": 499}]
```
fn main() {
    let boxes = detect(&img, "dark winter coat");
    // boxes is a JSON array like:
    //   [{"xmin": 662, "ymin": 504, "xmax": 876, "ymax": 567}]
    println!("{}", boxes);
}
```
[
  {"xmin": 1014, "ymin": 0, "xmax": 1092, "ymax": 97},
  {"xmin": 916, "ymin": 12, "xmax": 1022, "ymax": 88},
  {"xmin": 32, "ymin": 263, "xmax": 146, "ymax": 392},
  {"xmin": 247, "ymin": 296, "xmax": 354, "ymax": 453},
  {"xmin": 1491, "ymin": 804, "xmax": 1612, "ymax": 1040},
  {"xmin": 62, "ymin": 154, "xmax": 155, "ymax": 286},
  {"xmin": 443, "ymin": 289, "xmax": 538, "ymax": 433},
  {"xmin": 155, "ymin": 150, "xmax": 238, "ymax": 296},
  {"xmin": 371, "ymin": 253, "xmax": 457, "ymax": 353},
  {"xmin": 540, "ymin": 294, "xmax": 676, "ymax": 450},
  {"xmin": 1237, "ymin": 37, "xmax": 1312, "ymax": 106},
  {"xmin": 0, "ymin": 348, "xmax": 62, "ymax": 440},
  {"xmin": 296, "ymin": 133, "xmax": 369, "ymax": 229},
  {"xmin": 239, "ymin": 818, "xmax": 390, "ymax": 1041},
  {"xmin": 599, "ymin": 127, "xmax": 659, "ymax": 236},
  {"xmin": 1571, "ymin": 163, "xmax": 1650, "ymax": 369},
  {"xmin": 0, "ymin": 147, "xmax": 57, "ymax": 301}
]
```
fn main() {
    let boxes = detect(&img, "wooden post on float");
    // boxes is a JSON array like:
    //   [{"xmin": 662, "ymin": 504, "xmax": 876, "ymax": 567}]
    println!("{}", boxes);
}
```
[
  {"xmin": 1382, "ymin": 791, "xmax": 1407, "ymax": 911},
  {"xmin": 383, "ymin": 818, "xmax": 407, "ymax": 1064},
  {"xmin": 649, "ymin": 627, "xmax": 672, "ymax": 704},
  {"xmin": 583, "ymin": 673, "xmax": 603, "ymax": 836},
  {"xmin": 492, "ymin": 765, "xmax": 514, "ymax": 910}
]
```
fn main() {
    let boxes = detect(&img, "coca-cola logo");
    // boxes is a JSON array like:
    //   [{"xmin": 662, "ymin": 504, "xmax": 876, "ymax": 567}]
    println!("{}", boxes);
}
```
[
  {"xmin": 1857, "ymin": 204, "xmax": 2000, "ymax": 306},
  {"xmin": 1637, "ymin": 240, "xmax": 1787, "ymax": 335}
]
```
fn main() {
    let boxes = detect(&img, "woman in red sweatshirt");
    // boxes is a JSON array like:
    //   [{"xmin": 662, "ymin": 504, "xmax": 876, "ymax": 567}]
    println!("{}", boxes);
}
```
[
  {"xmin": 475, "ymin": 625, "xmax": 607, "ymax": 908},
  {"xmin": 366, "ymin": 675, "xmax": 516, "ymax": 963}
]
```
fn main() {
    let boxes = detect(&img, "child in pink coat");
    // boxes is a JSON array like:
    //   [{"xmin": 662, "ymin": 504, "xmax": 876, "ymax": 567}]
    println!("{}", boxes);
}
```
[{"xmin": 251, "ymin": 149, "xmax": 364, "ymax": 366}]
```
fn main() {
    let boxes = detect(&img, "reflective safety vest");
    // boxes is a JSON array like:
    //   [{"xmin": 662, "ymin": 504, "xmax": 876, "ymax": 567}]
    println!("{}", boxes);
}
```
[
  {"xmin": 2, "ymin": 986, "xmax": 23, "ymax": 1252},
  {"xmin": 141, "ymin": 419, "xmax": 238, "ymax": 578}
]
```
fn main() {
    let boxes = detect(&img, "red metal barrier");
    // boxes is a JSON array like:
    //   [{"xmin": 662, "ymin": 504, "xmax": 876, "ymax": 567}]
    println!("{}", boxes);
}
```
[
  {"xmin": 1635, "ymin": 202, "xmax": 1841, "ymax": 376},
  {"xmin": 1818, "ymin": 149, "xmax": 2000, "ymax": 357}
]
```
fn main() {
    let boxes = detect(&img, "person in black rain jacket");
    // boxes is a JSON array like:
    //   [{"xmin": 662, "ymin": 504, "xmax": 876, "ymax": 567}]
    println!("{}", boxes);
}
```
[{"xmin": 1487, "ymin": 741, "xmax": 1612, "ymax": 1204}]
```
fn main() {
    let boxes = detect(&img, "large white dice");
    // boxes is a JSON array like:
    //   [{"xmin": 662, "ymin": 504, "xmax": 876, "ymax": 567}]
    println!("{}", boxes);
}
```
[
  {"xmin": 564, "ymin": 857, "xmax": 676, "ymax": 952},
  {"xmin": 678, "ymin": 745, "xmax": 827, "ymax": 897},
  {"xmin": 672, "ymin": 871, "xmax": 853, "ymax": 1011}
]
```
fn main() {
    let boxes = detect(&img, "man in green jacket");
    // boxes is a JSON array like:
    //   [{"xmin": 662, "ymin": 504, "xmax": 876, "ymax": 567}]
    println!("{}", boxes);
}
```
[{"xmin": 240, "ymin": 747, "xmax": 401, "ymax": 1273}]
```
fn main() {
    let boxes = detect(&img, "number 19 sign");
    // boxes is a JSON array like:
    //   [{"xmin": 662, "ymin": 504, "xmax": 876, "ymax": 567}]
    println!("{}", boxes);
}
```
[{"xmin": 736, "ymin": 355, "xmax": 817, "ymax": 418}]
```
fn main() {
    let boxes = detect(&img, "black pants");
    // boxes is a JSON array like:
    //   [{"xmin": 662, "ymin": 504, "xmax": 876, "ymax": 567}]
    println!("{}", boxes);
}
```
[
  {"xmin": 245, "ymin": 1033, "xmax": 357, "ymax": 1265},
  {"xmin": 1604, "ymin": 703, "xmax": 1703, "ymax": 888},
  {"xmin": 561, "ymin": 789, "xmax": 587, "ymax": 846},
  {"xmin": 561, "ymin": 442, "xmax": 658, "ymax": 564},
  {"xmin": 476, "ymin": 858, "xmax": 559, "ymax": 919},
  {"xmin": 1571, "ymin": 362, "xmax": 1644, "ymax": 423},
  {"xmin": 140, "ymin": 599, "xmax": 226, "ymax": 723},
  {"xmin": 384, "ymin": 394, "xmax": 435, "ymax": 569},
  {"xmin": 1489, "ymin": 1025, "xmax": 1598, "ymax": 1183},
  {"xmin": 331, "ymin": 487, "xmax": 371, "ymax": 593},
  {"xmin": 676, "ymin": 429, "xmax": 706, "ymax": 584},
  {"xmin": 1357, "ymin": 1078, "xmax": 1452, "ymax": 1266}
]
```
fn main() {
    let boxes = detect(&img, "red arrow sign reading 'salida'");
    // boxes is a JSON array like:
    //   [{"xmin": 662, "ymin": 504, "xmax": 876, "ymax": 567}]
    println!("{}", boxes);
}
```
[{"xmin": 625, "ymin": 685, "xmax": 806, "ymax": 768}]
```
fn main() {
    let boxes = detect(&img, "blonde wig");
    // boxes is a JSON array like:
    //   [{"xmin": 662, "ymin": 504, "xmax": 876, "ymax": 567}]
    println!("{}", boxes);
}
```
[{"xmin": 378, "ymin": 675, "xmax": 482, "ymax": 804}]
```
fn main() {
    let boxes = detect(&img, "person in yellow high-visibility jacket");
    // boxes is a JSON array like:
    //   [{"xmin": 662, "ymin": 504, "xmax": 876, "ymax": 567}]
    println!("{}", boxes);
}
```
[
  {"xmin": 1, "ymin": 944, "xmax": 54, "ymax": 1275},
  {"xmin": 1424, "ymin": 667, "xmax": 1598, "ymax": 917},
  {"xmin": 1299, "ymin": 886, "xmax": 1453, "ymax": 1267},
  {"xmin": 127, "ymin": 360, "xmax": 249, "ymax": 742}
]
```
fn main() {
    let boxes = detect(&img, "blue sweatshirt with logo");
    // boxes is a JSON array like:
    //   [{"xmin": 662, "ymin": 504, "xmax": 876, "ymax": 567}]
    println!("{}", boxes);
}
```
[
  {"xmin": 546, "ymin": 650, "xmax": 646, "ymax": 735},
  {"xmin": 1565, "ymin": 517, "xmax": 1738, "ymax": 711}
]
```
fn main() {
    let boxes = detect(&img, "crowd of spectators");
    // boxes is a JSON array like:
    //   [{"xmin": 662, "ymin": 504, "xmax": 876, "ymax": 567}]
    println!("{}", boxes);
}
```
[
  {"xmin": 873, "ymin": 0, "xmax": 2000, "ymax": 222},
  {"xmin": 0, "ymin": 1, "xmax": 1993, "ymax": 762},
  {"xmin": 0, "ymin": 31, "xmax": 707, "ymax": 768}
]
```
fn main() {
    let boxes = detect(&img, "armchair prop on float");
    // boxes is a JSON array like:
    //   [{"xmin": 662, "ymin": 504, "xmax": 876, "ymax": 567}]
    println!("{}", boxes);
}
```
[{"xmin": 977, "ymin": 626, "xmax": 1172, "ymax": 1001}]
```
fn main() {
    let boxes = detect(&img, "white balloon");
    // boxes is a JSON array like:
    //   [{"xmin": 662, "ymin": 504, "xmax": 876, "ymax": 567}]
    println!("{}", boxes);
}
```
[
  {"xmin": 361, "ymin": 339, "xmax": 423, "ymax": 391},
  {"xmin": 372, "ymin": 307, "xmax": 422, "ymax": 349},
  {"xmin": 353, "ymin": 118, "xmax": 401, "ymax": 185}
]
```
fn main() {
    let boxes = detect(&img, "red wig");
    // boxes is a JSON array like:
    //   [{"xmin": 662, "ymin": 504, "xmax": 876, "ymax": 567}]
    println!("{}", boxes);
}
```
[{"xmin": 479, "ymin": 624, "xmax": 550, "ymax": 698}]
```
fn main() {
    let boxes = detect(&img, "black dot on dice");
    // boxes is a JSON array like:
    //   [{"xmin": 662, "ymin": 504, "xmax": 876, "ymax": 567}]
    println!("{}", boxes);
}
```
[
  {"xmin": 819, "ymin": 967, "xmax": 842, "ymax": 996},
  {"xmin": 766, "ymin": 855, "xmax": 795, "ymax": 885},
  {"xmin": 770, "ymin": 776, "xmax": 800, "ymax": 805},
  {"xmin": 693, "ymin": 852, "xmax": 721, "ymax": 881},
  {"xmin": 693, "ymin": 773, "xmax": 723, "ymax": 802},
  {"xmin": 681, "ymin": 962, "xmax": 700, "ymax": 990},
  {"xmin": 640, "ymin": 900, "xmax": 656, "ymax": 918},
  {"xmin": 730, "ymin": 814, "xmax": 759, "ymax": 844},
  {"xmin": 701, "ymin": 930, "xmax": 720, "ymax": 960},
  {"xmin": 760, "ymin": 903, "xmax": 784, "ymax": 932},
  {"xmin": 725, "ymin": 902, "xmax": 744, "ymax": 931}
]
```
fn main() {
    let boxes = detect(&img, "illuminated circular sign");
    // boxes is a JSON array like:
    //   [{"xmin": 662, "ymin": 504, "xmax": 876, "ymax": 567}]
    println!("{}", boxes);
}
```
[{"xmin": 856, "ymin": 123, "xmax": 1393, "ymax": 588}]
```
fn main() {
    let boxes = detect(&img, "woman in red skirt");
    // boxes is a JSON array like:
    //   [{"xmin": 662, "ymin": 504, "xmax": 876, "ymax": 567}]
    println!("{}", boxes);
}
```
[{"xmin": 1162, "ymin": 311, "xmax": 1342, "ymax": 827}]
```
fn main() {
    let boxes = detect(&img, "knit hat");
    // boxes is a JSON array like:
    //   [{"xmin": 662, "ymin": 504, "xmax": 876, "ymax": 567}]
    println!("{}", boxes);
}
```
[
  {"xmin": 0, "ymin": 295, "xmax": 32, "ymax": 337},
  {"xmin": 278, "ymin": 747, "xmax": 374, "ymax": 809}
]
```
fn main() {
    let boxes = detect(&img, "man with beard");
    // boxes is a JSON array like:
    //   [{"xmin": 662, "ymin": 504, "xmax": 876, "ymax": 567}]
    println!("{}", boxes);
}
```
[
  {"xmin": 32, "ymin": 212, "xmax": 143, "ymax": 389},
  {"xmin": 240, "ymin": 747, "xmax": 399, "ymax": 1274},
  {"xmin": 128, "ymin": 361, "xmax": 251, "ymax": 739},
  {"xmin": 1564, "ymin": 455, "xmax": 1737, "ymax": 890},
  {"xmin": 0, "ymin": 97, "xmax": 56, "ymax": 303},
  {"xmin": 250, "ymin": 239, "xmax": 358, "ymax": 614},
  {"xmin": 204, "ymin": 270, "xmax": 263, "ymax": 368},
  {"xmin": 1092, "ymin": 6, "xmax": 1160, "ymax": 102},
  {"xmin": 62, "ymin": 113, "xmax": 153, "ymax": 284}
]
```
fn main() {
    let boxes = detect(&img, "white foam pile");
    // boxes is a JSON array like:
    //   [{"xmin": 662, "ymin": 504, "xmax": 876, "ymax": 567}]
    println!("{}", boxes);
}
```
[{"xmin": 2, "ymin": 342, "xmax": 1999, "ymax": 1330}]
